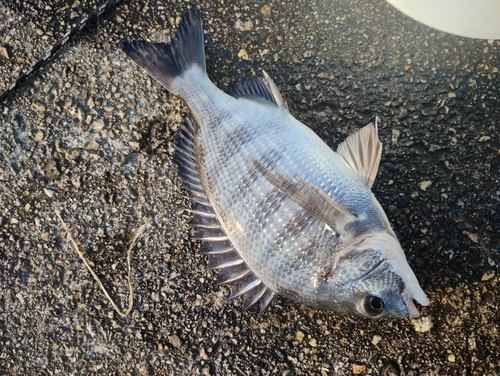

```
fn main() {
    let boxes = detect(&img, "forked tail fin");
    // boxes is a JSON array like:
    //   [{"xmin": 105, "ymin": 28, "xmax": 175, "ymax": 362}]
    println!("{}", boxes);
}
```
[{"xmin": 120, "ymin": 7, "xmax": 206, "ymax": 95}]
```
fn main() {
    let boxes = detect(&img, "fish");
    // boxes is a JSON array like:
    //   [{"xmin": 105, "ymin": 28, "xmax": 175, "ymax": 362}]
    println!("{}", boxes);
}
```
[{"xmin": 121, "ymin": 7, "xmax": 429, "ymax": 318}]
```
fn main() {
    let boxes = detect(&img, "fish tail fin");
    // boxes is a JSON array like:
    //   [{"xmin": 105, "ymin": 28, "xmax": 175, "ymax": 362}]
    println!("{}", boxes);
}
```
[{"xmin": 120, "ymin": 7, "xmax": 206, "ymax": 95}]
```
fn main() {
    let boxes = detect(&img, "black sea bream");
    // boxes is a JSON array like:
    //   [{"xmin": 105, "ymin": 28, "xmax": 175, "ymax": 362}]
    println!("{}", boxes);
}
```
[{"xmin": 121, "ymin": 8, "xmax": 429, "ymax": 318}]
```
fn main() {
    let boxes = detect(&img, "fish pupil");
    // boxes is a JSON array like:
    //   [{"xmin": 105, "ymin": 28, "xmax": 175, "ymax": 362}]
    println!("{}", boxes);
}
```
[
  {"xmin": 363, "ymin": 296, "xmax": 385, "ymax": 316},
  {"xmin": 370, "ymin": 297, "xmax": 383, "ymax": 310}
]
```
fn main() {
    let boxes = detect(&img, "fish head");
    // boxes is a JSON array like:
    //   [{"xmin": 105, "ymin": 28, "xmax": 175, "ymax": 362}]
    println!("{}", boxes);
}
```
[{"xmin": 328, "ymin": 232, "xmax": 429, "ymax": 319}]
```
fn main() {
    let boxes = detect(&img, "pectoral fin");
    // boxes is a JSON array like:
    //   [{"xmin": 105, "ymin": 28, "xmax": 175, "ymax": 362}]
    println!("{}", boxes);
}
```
[{"xmin": 251, "ymin": 158, "xmax": 357, "ymax": 236}]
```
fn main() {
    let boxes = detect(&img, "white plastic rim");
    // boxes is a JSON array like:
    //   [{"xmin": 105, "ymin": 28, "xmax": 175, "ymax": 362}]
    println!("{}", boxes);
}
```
[{"xmin": 385, "ymin": 0, "xmax": 500, "ymax": 40}]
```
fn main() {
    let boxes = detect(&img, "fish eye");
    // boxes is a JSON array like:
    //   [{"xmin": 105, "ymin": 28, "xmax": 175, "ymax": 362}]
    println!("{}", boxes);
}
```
[{"xmin": 363, "ymin": 296, "xmax": 385, "ymax": 316}]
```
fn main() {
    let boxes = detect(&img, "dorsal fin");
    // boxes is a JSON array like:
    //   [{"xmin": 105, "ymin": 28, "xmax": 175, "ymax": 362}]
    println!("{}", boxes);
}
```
[
  {"xmin": 231, "ymin": 71, "xmax": 288, "ymax": 110},
  {"xmin": 173, "ymin": 116, "xmax": 276, "ymax": 314},
  {"xmin": 336, "ymin": 122, "xmax": 382, "ymax": 189}
]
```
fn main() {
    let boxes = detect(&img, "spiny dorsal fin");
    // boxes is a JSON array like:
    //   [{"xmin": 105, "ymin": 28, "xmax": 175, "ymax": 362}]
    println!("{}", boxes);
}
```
[
  {"xmin": 336, "ymin": 122, "xmax": 382, "ymax": 189},
  {"xmin": 231, "ymin": 71, "xmax": 288, "ymax": 110}
]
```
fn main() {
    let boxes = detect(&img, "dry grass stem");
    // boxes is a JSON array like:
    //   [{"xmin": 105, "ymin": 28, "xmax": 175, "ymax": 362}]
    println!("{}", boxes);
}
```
[{"xmin": 55, "ymin": 209, "xmax": 149, "ymax": 318}]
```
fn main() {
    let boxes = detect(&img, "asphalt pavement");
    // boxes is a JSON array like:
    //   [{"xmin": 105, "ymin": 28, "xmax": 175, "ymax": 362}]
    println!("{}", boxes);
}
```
[{"xmin": 0, "ymin": 0, "xmax": 498, "ymax": 374}]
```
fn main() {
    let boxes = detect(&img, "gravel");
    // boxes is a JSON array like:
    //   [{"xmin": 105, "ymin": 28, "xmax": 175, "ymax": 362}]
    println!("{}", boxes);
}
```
[{"xmin": 0, "ymin": 0, "xmax": 499, "ymax": 375}]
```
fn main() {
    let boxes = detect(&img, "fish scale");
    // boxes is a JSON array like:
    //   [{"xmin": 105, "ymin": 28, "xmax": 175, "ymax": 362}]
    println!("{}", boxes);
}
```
[
  {"xmin": 199, "ymin": 95, "xmax": 398, "ymax": 308},
  {"xmin": 121, "ymin": 7, "xmax": 429, "ymax": 318},
  {"xmin": 199, "ymin": 99, "xmax": 381, "ymax": 307}
]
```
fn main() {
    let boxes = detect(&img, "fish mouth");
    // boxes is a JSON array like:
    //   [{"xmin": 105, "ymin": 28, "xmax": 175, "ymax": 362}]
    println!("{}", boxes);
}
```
[
  {"xmin": 387, "ymin": 259, "xmax": 429, "ymax": 318},
  {"xmin": 381, "ymin": 259, "xmax": 428, "ymax": 318},
  {"xmin": 402, "ymin": 292, "xmax": 421, "ymax": 318},
  {"xmin": 400, "ymin": 279, "xmax": 430, "ymax": 317}
]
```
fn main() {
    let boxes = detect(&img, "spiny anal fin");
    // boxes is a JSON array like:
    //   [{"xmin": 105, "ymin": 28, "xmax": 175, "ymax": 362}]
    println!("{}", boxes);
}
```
[{"xmin": 174, "ymin": 116, "xmax": 275, "ymax": 314}]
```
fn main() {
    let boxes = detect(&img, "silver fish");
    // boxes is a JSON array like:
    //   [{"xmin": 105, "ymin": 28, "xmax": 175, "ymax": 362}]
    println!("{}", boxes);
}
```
[{"xmin": 121, "ymin": 8, "xmax": 429, "ymax": 318}]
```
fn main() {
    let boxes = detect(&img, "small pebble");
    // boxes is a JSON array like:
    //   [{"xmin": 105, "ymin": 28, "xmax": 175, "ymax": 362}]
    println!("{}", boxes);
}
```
[
  {"xmin": 295, "ymin": 330, "xmax": 305, "ymax": 342},
  {"xmin": 0, "ymin": 46, "xmax": 9, "ymax": 60},
  {"xmin": 43, "ymin": 188, "xmax": 54, "ymax": 198},
  {"xmin": 371, "ymin": 335, "xmax": 382, "ymax": 345},
  {"xmin": 411, "ymin": 316, "xmax": 433, "ymax": 332},
  {"xmin": 168, "ymin": 335, "xmax": 182, "ymax": 349},
  {"xmin": 93, "ymin": 119, "xmax": 105, "ymax": 131},
  {"xmin": 238, "ymin": 49, "xmax": 249, "ymax": 60},
  {"xmin": 419, "ymin": 180, "xmax": 432, "ymax": 191},
  {"xmin": 482, "ymin": 271, "xmax": 495, "ymax": 281},
  {"xmin": 31, "ymin": 102, "xmax": 46, "ymax": 114},
  {"xmin": 352, "ymin": 364, "xmax": 367, "ymax": 374},
  {"xmin": 261, "ymin": 5, "xmax": 271, "ymax": 16}
]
